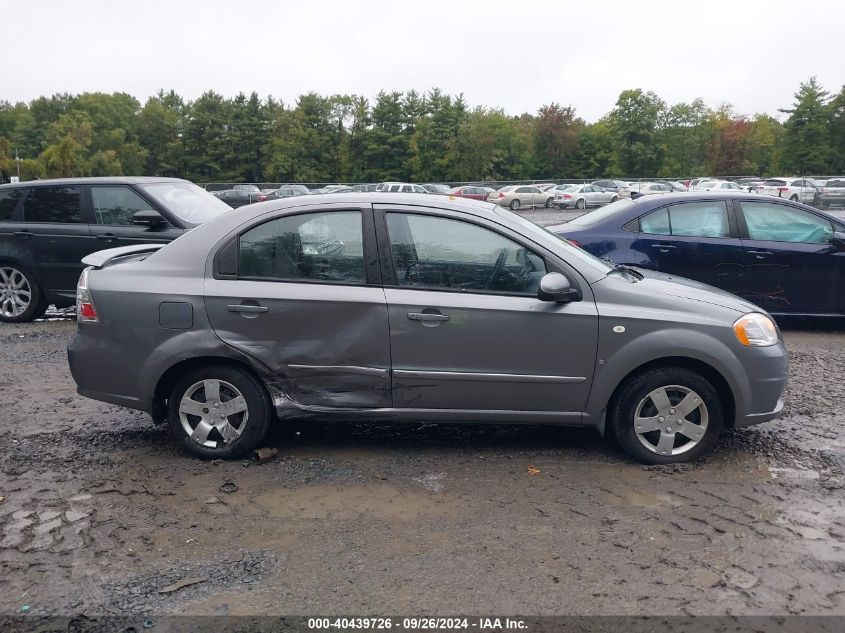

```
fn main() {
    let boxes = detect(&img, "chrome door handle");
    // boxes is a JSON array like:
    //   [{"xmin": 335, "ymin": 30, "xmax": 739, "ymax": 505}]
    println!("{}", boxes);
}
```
[
  {"xmin": 747, "ymin": 250, "xmax": 772, "ymax": 259},
  {"xmin": 407, "ymin": 312, "xmax": 449, "ymax": 322},
  {"xmin": 96, "ymin": 233, "xmax": 116, "ymax": 242},
  {"xmin": 227, "ymin": 304, "xmax": 269, "ymax": 313}
]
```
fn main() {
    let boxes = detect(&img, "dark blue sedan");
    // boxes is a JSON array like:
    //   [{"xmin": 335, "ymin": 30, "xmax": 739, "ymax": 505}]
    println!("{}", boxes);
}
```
[{"xmin": 548, "ymin": 192, "xmax": 845, "ymax": 316}]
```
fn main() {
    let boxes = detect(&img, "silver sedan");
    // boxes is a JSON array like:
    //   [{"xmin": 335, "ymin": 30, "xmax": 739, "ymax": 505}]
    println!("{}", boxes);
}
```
[
  {"xmin": 554, "ymin": 184, "xmax": 618, "ymax": 209},
  {"xmin": 68, "ymin": 192, "xmax": 787, "ymax": 465}
]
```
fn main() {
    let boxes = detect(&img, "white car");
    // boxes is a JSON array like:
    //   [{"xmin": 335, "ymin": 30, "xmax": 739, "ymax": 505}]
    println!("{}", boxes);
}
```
[
  {"xmin": 628, "ymin": 182, "xmax": 673, "ymax": 198},
  {"xmin": 553, "ymin": 184, "xmax": 618, "ymax": 210},
  {"xmin": 375, "ymin": 182, "xmax": 429, "ymax": 193},
  {"xmin": 694, "ymin": 180, "xmax": 745, "ymax": 192},
  {"xmin": 757, "ymin": 177, "xmax": 818, "ymax": 204}
]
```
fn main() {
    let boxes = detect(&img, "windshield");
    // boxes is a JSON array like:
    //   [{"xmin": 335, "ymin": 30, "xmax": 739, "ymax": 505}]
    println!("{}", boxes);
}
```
[
  {"xmin": 140, "ymin": 182, "xmax": 231, "ymax": 225},
  {"xmin": 566, "ymin": 198, "xmax": 634, "ymax": 226}
]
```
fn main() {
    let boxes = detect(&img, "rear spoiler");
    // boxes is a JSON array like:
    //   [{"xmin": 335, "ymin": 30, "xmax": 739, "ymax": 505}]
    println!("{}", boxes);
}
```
[{"xmin": 81, "ymin": 244, "xmax": 166, "ymax": 268}]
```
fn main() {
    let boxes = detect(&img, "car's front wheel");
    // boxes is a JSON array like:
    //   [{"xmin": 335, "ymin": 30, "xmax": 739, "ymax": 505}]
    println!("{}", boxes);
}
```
[
  {"xmin": 608, "ymin": 367, "xmax": 723, "ymax": 464},
  {"xmin": 0, "ymin": 265, "xmax": 47, "ymax": 323},
  {"xmin": 167, "ymin": 364, "xmax": 273, "ymax": 459}
]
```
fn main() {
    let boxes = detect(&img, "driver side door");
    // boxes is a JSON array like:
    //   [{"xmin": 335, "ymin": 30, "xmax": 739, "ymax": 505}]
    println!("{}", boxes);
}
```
[{"xmin": 374, "ymin": 205, "xmax": 598, "ymax": 415}]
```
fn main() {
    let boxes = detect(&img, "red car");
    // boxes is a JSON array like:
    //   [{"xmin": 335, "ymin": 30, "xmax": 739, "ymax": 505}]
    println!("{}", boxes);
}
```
[{"xmin": 448, "ymin": 185, "xmax": 493, "ymax": 201}]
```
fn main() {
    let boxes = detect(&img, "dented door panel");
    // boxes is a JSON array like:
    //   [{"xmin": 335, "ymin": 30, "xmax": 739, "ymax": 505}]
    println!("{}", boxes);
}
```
[{"xmin": 204, "ymin": 279, "xmax": 391, "ymax": 407}]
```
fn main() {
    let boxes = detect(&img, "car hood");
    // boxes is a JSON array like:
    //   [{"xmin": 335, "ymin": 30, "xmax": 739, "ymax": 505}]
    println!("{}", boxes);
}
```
[{"xmin": 629, "ymin": 268, "xmax": 761, "ymax": 314}]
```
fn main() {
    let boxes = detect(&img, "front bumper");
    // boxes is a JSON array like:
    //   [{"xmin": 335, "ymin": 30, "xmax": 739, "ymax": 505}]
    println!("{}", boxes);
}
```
[
  {"xmin": 732, "ymin": 340, "xmax": 789, "ymax": 428},
  {"xmin": 736, "ymin": 397, "xmax": 784, "ymax": 427}
]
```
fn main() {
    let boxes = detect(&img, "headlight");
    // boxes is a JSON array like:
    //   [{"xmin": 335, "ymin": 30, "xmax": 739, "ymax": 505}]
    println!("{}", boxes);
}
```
[{"xmin": 733, "ymin": 312, "xmax": 778, "ymax": 347}]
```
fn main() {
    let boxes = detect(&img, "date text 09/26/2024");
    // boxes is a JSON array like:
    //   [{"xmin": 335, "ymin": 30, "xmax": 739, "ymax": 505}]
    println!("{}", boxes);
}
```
[{"xmin": 307, "ymin": 617, "xmax": 527, "ymax": 630}]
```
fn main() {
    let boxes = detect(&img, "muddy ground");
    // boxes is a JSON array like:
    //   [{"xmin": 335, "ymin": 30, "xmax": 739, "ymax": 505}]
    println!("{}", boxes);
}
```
[{"xmin": 0, "ymin": 317, "xmax": 843, "ymax": 619}]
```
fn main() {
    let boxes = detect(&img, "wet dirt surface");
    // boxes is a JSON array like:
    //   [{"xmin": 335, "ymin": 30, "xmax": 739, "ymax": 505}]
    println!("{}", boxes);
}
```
[{"xmin": 0, "ymin": 318, "xmax": 843, "ymax": 617}]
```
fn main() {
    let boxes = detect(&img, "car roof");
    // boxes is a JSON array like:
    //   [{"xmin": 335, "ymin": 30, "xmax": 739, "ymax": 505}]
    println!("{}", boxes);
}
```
[{"xmin": 0, "ymin": 176, "xmax": 188, "ymax": 189}]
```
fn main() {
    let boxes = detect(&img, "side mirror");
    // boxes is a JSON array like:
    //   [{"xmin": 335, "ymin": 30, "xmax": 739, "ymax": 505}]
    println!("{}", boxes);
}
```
[
  {"xmin": 538, "ymin": 272, "xmax": 579, "ymax": 303},
  {"xmin": 831, "ymin": 231, "xmax": 845, "ymax": 250},
  {"xmin": 132, "ymin": 210, "xmax": 166, "ymax": 228}
]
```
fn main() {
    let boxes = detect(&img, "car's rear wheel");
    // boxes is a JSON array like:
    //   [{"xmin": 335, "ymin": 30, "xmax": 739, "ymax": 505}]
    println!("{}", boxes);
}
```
[
  {"xmin": 544, "ymin": 197, "xmax": 554, "ymax": 208},
  {"xmin": 167, "ymin": 365, "xmax": 273, "ymax": 459},
  {"xmin": 608, "ymin": 367, "xmax": 723, "ymax": 464},
  {"xmin": 790, "ymin": 194, "xmax": 799, "ymax": 202},
  {"xmin": 0, "ymin": 265, "xmax": 47, "ymax": 323},
  {"xmin": 575, "ymin": 198, "xmax": 586, "ymax": 209},
  {"xmin": 509, "ymin": 199, "xmax": 521, "ymax": 210},
  {"xmin": 610, "ymin": 196, "xmax": 619, "ymax": 203}
]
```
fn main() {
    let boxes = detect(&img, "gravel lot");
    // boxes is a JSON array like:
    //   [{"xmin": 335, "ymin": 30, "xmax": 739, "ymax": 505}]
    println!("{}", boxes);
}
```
[{"xmin": 0, "ymin": 207, "xmax": 843, "ymax": 618}]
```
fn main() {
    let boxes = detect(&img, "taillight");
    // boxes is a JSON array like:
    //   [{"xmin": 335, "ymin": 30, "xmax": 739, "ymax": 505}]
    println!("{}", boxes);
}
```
[
  {"xmin": 498, "ymin": 193, "xmax": 505, "ymax": 198},
  {"xmin": 777, "ymin": 187, "xmax": 789, "ymax": 193},
  {"xmin": 76, "ymin": 268, "xmax": 99, "ymax": 323},
  {"xmin": 257, "ymin": 195, "xmax": 267, "ymax": 202},
  {"xmin": 563, "ymin": 194, "xmax": 572, "ymax": 199}
]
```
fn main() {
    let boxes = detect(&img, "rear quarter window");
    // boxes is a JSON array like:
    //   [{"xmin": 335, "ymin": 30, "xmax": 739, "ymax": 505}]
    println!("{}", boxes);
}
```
[{"xmin": 0, "ymin": 188, "xmax": 23, "ymax": 221}]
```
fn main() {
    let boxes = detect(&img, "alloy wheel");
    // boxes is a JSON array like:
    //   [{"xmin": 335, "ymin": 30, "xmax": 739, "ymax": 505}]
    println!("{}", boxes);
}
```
[
  {"xmin": 0, "ymin": 267, "xmax": 32, "ymax": 319},
  {"xmin": 178, "ymin": 379, "xmax": 249, "ymax": 448},
  {"xmin": 633, "ymin": 385, "xmax": 708, "ymax": 456}
]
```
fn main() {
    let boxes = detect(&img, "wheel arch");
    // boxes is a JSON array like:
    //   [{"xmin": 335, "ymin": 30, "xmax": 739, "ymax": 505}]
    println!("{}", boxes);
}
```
[
  {"xmin": 151, "ymin": 355, "xmax": 270, "ymax": 424},
  {"xmin": 605, "ymin": 356, "xmax": 736, "ymax": 430}
]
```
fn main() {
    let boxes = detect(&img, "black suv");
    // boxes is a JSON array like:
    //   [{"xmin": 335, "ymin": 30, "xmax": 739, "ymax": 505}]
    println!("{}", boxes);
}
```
[{"xmin": 0, "ymin": 177, "xmax": 231, "ymax": 322}]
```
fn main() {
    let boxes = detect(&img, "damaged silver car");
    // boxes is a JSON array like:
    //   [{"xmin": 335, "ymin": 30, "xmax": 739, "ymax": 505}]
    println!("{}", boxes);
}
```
[{"xmin": 67, "ymin": 193, "xmax": 788, "ymax": 464}]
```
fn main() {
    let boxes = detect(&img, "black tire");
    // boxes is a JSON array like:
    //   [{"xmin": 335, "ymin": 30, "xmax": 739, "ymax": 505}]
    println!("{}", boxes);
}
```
[
  {"xmin": 544, "ymin": 197, "xmax": 554, "ymax": 208},
  {"xmin": 575, "ymin": 198, "xmax": 586, "ymax": 209},
  {"xmin": 610, "ymin": 196, "xmax": 619, "ymax": 203},
  {"xmin": 0, "ymin": 264, "xmax": 48, "ymax": 323},
  {"xmin": 167, "ymin": 364, "xmax": 273, "ymax": 459},
  {"xmin": 790, "ymin": 194, "xmax": 799, "ymax": 202},
  {"xmin": 509, "ymin": 199, "xmax": 521, "ymax": 210},
  {"xmin": 608, "ymin": 367, "xmax": 724, "ymax": 465}
]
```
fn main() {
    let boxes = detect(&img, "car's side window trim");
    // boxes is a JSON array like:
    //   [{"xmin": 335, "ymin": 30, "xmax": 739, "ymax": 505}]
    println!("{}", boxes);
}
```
[
  {"xmin": 212, "ymin": 206, "xmax": 381, "ymax": 287},
  {"xmin": 374, "ymin": 207, "xmax": 561, "ymax": 299}
]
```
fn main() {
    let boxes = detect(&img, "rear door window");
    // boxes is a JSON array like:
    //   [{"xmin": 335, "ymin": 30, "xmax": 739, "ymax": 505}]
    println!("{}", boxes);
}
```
[
  {"xmin": 0, "ymin": 188, "xmax": 23, "ymax": 221},
  {"xmin": 669, "ymin": 201, "xmax": 730, "ymax": 237},
  {"xmin": 639, "ymin": 208, "xmax": 670, "ymax": 235},
  {"xmin": 239, "ymin": 211, "xmax": 365, "ymax": 283},
  {"xmin": 22, "ymin": 187, "xmax": 82, "ymax": 223}
]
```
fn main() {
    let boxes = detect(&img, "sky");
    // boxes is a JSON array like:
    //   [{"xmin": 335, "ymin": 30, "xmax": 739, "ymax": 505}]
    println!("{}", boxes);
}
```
[{"xmin": 4, "ymin": 0, "xmax": 844, "ymax": 122}]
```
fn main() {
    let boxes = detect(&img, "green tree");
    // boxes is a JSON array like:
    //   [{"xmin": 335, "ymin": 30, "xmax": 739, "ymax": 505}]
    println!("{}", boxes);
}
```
[
  {"xmin": 534, "ymin": 103, "xmax": 581, "ymax": 178},
  {"xmin": 780, "ymin": 77, "xmax": 832, "ymax": 174},
  {"xmin": 609, "ymin": 89, "xmax": 666, "ymax": 177}
]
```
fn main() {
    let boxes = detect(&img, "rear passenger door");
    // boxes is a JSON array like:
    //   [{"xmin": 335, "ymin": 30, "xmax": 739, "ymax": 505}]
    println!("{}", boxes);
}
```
[
  {"xmin": 20, "ymin": 185, "xmax": 93, "ymax": 299},
  {"xmin": 203, "ymin": 206, "xmax": 392, "ymax": 408},
  {"xmin": 633, "ymin": 200, "xmax": 744, "ymax": 294},
  {"xmin": 88, "ymin": 185, "xmax": 183, "ymax": 248}
]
